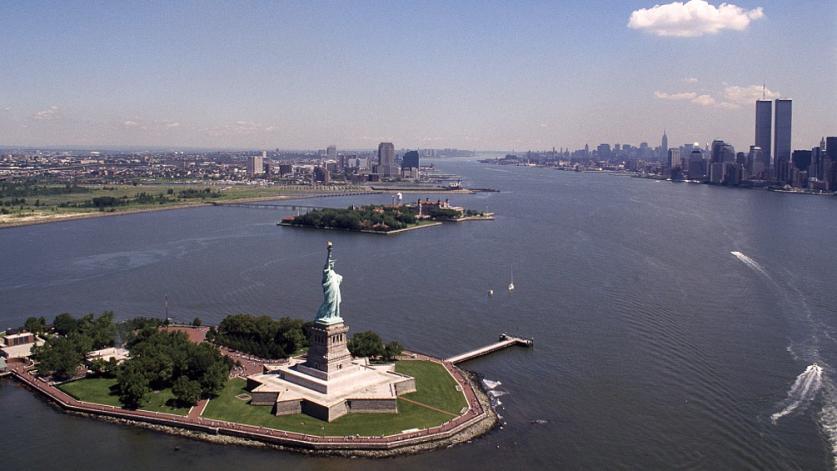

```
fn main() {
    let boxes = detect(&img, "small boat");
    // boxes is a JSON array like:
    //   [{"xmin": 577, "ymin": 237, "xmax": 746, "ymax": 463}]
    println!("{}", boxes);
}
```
[
  {"xmin": 508, "ymin": 269, "xmax": 515, "ymax": 291},
  {"xmin": 488, "ymin": 289, "xmax": 494, "ymax": 296}
]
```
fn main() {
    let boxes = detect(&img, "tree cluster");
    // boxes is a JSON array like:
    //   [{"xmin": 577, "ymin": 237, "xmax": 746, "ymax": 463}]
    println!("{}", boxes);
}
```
[
  {"xmin": 347, "ymin": 331, "xmax": 403, "ymax": 362},
  {"xmin": 117, "ymin": 330, "xmax": 230, "ymax": 408},
  {"xmin": 289, "ymin": 205, "xmax": 418, "ymax": 232},
  {"xmin": 208, "ymin": 314, "xmax": 309, "ymax": 360},
  {"xmin": 32, "ymin": 312, "xmax": 117, "ymax": 379},
  {"xmin": 0, "ymin": 180, "xmax": 88, "ymax": 198}
]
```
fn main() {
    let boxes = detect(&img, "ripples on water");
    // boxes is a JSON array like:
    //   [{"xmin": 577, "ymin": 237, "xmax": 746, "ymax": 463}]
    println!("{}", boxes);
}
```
[{"xmin": 1, "ymin": 160, "xmax": 835, "ymax": 470}]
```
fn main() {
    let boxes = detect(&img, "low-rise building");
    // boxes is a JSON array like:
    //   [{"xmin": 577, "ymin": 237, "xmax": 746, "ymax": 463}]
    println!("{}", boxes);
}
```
[
  {"xmin": 0, "ymin": 332, "xmax": 44, "ymax": 359},
  {"xmin": 86, "ymin": 347, "xmax": 130, "ymax": 364}
]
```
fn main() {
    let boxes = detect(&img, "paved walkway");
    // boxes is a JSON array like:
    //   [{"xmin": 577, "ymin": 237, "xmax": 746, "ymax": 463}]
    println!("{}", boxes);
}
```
[{"xmin": 188, "ymin": 399, "xmax": 209, "ymax": 419}]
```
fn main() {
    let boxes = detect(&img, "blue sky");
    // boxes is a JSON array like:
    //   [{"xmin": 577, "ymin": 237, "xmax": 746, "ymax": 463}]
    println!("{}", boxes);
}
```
[{"xmin": 1, "ymin": 1, "xmax": 834, "ymax": 151}]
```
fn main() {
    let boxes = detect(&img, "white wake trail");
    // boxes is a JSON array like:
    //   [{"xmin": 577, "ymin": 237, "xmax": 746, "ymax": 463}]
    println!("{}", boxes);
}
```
[
  {"xmin": 771, "ymin": 364, "xmax": 823, "ymax": 424},
  {"xmin": 730, "ymin": 251, "xmax": 771, "ymax": 279}
]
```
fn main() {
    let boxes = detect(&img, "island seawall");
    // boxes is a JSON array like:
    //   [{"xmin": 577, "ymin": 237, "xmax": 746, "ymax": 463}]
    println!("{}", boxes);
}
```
[{"xmin": 5, "ymin": 358, "xmax": 498, "ymax": 457}]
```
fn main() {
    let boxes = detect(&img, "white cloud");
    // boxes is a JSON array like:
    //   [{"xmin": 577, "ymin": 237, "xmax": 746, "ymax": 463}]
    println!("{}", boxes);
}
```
[
  {"xmin": 654, "ymin": 91, "xmax": 698, "ymax": 100},
  {"xmin": 32, "ymin": 105, "xmax": 61, "ymax": 121},
  {"xmin": 682, "ymin": 77, "xmax": 699, "ymax": 83},
  {"xmin": 123, "ymin": 120, "xmax": 141, "ymax": 128},
  {"xmin": 163, "ymin": 121, "xmax": 181, "ymax": 128},
  {"xmin": 655, "ymin": 90, "xmax": 739, "ymax": 109},
  {"xmin": 690, "ymin": 94, "xmax": 717, "ymax": 106},
  {"xmin": 539, "ymin": 123, "xmax": 549, "ymax": 128},
  {"xmin": 2, "ymin": 106, "xmax": 11, "ymax": 112},
  {"xmin": 628, "ymin": 1, "xmax": 764, "ymax": 37},
  {"xmin": 722, "ymin": 84, "xmax": 780, "ymax": 104}
]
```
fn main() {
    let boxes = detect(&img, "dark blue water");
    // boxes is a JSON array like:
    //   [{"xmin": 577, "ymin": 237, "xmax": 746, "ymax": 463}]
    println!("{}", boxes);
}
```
[{"xmin": 2, "ymin": 159, "xmax": 835, "ymax": 470}]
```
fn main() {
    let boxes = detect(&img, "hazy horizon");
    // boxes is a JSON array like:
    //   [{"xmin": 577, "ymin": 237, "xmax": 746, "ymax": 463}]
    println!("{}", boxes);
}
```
[{"xmin": 2, "ymin": 1, "xmax": 835, "ymax": 152}]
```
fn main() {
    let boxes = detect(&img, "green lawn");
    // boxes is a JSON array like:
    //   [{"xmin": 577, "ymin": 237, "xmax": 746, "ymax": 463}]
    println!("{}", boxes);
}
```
[
  {"xmin": 396, "ymin": 360, "xmax": 468, "ymax": 414},
  {"xmin": 202, "ymin": 360, "xmax": 467, "ymax": 436},
  {"xmin": 58, "ymin": 377, "xmax": 190, "ymax": 416}
]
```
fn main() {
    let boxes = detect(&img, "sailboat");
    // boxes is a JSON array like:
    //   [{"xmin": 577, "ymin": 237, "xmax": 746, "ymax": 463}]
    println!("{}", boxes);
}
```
[{"xmin": 508, "ymin": 268, "xmax": 515, "ymax": 292}]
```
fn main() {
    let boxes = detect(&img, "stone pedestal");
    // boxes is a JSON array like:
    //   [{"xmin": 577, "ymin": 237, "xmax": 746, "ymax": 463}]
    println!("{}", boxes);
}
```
[{"xmin": 304, "ymin": 321, "xmax": 353, "ymax": 380}]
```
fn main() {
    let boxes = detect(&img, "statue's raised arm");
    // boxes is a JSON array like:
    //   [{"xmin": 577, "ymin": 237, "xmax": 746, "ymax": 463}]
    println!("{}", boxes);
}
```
[{"xmin": 315, "ymin": 241, "xmax": 343, "ymax": 325}]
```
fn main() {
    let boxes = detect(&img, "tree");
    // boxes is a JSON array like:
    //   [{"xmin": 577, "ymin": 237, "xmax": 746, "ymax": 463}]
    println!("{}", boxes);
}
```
[
  {"xmin": 32, "ymin": 336, "xmax": 85, "ymax": 379},
  {"xmin": 88, "ymin": 358, "xmax": 118, "ymax": 377},
  {"xmin": 347, "ymin": 331, "xmax": 384, "ymax": 358},
  {"xmin": 383, "ymin": 341, "xmax": 403, "ymax": 362},
  {"xmin": 53, "ymin": 313, "xmax": 78, "ymax": 336},
  {"xmin": 117, "ymin": 361, "xmax": 150, "ymax": 409},
  {"xmin": 192, "ymin": 317, "xmax": 203, "ymax": 327},
  {"xmin": 24, "ymin": 316, "xmax": 47, "ymax": 334},
  {"xmin": 172, "ymin": 377, "xmax": 202, "ymax": 407}
]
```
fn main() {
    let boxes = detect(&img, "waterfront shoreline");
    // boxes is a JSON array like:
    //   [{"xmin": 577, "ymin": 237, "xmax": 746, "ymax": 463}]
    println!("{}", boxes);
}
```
[
  {"xmin": 5, "ymin": 359, "xmax": 497, "ymax": 457},
  {"xmin": 0, "ymin": 190, "xmax": 380, "ymax": 231}
]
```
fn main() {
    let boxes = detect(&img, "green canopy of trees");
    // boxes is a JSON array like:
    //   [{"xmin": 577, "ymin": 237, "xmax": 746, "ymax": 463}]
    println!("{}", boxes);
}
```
[
  {"xmin": 209, "ymin": 314, "xmax": 310, "ymax": 360},
  {"xmin": 32, "ymin": 312, "xmax": 117, "ymax": 379},
  {"xmin": 118, "ymin": 330, "xmax": 231, "ymax": 408},
  {"xmin": 289, "ymin": 205, "xmax": 419, "ymax": 232},
  {"xmin": 347, "ymin": 331, "xmax": 403, "ymax": 362}
]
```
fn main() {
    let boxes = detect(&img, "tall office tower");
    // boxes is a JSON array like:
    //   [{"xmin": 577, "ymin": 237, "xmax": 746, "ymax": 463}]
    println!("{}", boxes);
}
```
[
  {"xmin": 688, "ymin": 150, "xmax": 706, "ymax": 180},
  {"xmin": 811, "ymin": 143, "xmax": 825, "ymax": 181},
  {"xmin": 667, "ymin": 148, "xmax": 680, "ymax": 169},
  {"xmin": 755, "ymin": 100, "xmax": 772, "ymax": 166},
  {"xmin": 401, "ymin": 150, "xmax": 420, "ymax": 170},
  {"xmin": 327, "ymin": 145, "xmax": 337, "ymax": 161},
  {"xmin": 749, "ymin": 146, "xmax": 765, "ymax": 179},
  {"xmin": 826, "ymin": 137, "xmax": 837, "ymax": 190},
  {"xmin": 710, "ymin": 140, "xmax": 725, "ymax": 163},
  {"xmin": 774, "ymin": 99, "xmax": 792, "ymax": 181},
  {"xmin": 247, "ymin": 154, "xmax": 264, "ymax": 177},
  {"xmin": 377, "ymin": 142, "xmax": 395, "ymax": 177},
  {"xmin": 661, "ymin": 131, "xmax": 668, "ymax": 161}
]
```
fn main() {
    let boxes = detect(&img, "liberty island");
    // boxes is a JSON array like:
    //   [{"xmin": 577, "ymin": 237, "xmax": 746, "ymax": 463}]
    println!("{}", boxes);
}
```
[{"xmin": 1, "ymin": 241, "xmax": 512, "ymax": 456}]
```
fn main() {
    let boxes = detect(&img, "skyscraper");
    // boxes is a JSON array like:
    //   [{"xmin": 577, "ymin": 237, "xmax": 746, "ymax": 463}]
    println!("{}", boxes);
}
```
[
  {"xmin": 774, "ymin": 99, "xmax": 792, "ymax": 182},
  {"xmin": 377, "ymin": 142, "xmax": 396, "ymax": 178},
  {"xmin": 326, "ymin": 145, "xmax": 337, "ymax": 161},
  {"xmin": 755, "ymin": 100, "xmax": 772, "ymax": 166},
  {"xmin": 687, "ymin": 150, "xmax": 706, "ymax": 181},
  {"xmin": 748, "ymin": 146, "xmax": 766, "ymax": 179},
  {"xmin": 666, "ymin": 148, "xmax": 680, "ymax": 170},
  {"xmin": 661, "ymin": 131, "xmax": 668, "ymax": 161},
  {"xmin": 401, "ymin": 150, "xmax": 419, "ymax": 170},
  {"xmin": 247, "ymin": 154, "xmax": 264, "ymax": 178}
]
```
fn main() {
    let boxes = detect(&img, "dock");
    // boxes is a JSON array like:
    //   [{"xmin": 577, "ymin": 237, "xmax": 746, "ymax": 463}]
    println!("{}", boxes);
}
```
[{"xmin": 446, "ymin": 333, "xmax": 533, "ymax": 365}]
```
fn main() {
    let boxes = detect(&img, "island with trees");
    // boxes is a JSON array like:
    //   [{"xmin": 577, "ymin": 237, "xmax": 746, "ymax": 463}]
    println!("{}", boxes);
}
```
[
  {"xmin": 4, "ymin": 311, "xmax": 495, "ymax": 455},
  {"xmin": 279, "ymin": 199, "xmax": 493, "ymax": 234}
]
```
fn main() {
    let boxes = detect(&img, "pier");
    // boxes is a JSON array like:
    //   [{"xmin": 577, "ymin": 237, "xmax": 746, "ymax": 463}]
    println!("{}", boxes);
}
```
[{"xmin": 446, "ymin": 334, "xmax": 533, "ymax": 365}]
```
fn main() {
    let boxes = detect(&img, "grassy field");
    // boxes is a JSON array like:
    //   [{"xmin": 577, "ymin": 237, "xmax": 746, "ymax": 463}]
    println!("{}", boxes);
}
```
[
  {"xmin": 395, "ymin": 360, "xmax": 468, "ymax": 414},
  {"xmin": 0, "ymin": 183, "xmax": 370, "ymax": 227},
  {"xmin": 58, "ymin": 376, "xmax": 190, "ymax": 416},
  {"xmin": 202, "ymin": 360, "xmax": 467, "ymax": 436}
]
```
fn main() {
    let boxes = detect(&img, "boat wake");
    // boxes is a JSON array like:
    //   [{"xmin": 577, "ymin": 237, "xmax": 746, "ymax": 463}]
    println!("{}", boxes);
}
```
[
  {"xmin": 730, "ymin": 251, "xmax": 771, "ymax": 279},
  {"xmin": 771, "ymin": 364, "xmax": 823, "ymax": 423}
]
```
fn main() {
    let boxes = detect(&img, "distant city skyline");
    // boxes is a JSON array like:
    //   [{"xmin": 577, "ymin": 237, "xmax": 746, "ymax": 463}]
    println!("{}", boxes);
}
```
[{"xmin": 1, "ymin": 1, "xmax": 834, "ymax": 151}]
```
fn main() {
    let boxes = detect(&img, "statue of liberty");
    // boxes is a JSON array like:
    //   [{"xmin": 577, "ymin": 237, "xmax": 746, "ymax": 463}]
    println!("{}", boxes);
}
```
[{"xmin": 315, "ymin": 241, "xmax": 343, "ymax": 324}]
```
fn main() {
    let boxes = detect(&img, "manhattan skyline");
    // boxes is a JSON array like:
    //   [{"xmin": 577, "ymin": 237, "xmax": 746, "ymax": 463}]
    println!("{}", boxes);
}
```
[{"xmin": 1, "ymin": 1, "xmax": 835, "ymax": 151}]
